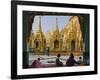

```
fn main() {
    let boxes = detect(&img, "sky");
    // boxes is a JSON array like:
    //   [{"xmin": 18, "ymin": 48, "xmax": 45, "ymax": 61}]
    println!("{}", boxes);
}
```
[{"xmin": 32, "ymin": 16, "xmax": 71, "ymax": 34}]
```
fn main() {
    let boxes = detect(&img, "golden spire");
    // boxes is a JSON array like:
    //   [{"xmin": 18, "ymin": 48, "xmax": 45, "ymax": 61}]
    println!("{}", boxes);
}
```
[
  {"xmin": 38, "ymin": 16, "xmax": 42, "ymax": 32},
  {"xmin": 55, "ymin": 17, "xmax": 59, "ymax": 32}
]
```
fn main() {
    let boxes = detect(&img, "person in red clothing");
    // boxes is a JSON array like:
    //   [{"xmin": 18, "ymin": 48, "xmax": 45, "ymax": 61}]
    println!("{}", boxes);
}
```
[
  {"xmin": 31, "ymin": 60, "xmax": 36, "ymax": 68},
  {"xmin": 31, "ymin": 58, "xmax": 43, "ymax": 68},
  {"xmin": 66, "ymin": 53, "xmax": 79, "ymax": 66}
]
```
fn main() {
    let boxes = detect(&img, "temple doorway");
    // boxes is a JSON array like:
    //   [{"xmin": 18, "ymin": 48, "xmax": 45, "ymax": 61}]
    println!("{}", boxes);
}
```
[
  {"xmin": 35, "ymin": 40, "xmax": 39, "ymax": 48},
  {"xmin": 54, "ymin": 40, "xmax": 59, "ymax": 49},
  {"xmin": 71, "ymin": 40, "xmax": 75, "ymax": 51}
]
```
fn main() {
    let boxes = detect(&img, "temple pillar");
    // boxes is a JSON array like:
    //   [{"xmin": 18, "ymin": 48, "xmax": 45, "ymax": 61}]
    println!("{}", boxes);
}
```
[
  {"xmin": 75, "ymin": 41, "xmax": 78, "ymax": 51},
  {"xmin": 81, "ymin": 15, "xmax": 89, "ymax": 65},
  {"xmin": 23, "ymin": 11, "xmax": 34, "ymax": 68}
]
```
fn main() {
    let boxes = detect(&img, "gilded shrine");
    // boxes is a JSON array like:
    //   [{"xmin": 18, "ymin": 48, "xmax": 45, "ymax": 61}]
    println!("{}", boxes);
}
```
[{"xmin": 28, "ymin": 16, "xmax": 84, "ymax": 56}]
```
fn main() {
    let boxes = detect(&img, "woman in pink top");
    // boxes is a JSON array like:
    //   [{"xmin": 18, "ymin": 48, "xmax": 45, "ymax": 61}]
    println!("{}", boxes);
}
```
[{"xmin": 31, "ymin": 58, "xmax": 43, "ymax": 68}]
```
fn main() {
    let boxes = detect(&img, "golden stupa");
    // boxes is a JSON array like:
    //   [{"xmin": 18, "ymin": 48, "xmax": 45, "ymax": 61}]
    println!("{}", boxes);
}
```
[{"xmin": 28, "ymin": 16, "xmax": 84, "ymax": 56}]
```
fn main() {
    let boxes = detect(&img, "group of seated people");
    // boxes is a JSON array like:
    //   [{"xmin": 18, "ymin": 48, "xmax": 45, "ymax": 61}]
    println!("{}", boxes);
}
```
[
  {"xmin": 31, "ymin": 53, "xmax": 83, "ymax": 68},
  {"xmin": 56, "ymin": 53, "xmax": 83, "ymax": 67}
]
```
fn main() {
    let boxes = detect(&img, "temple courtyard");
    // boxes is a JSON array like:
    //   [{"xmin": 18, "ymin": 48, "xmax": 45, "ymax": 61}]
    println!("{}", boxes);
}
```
[{"xmin": 29, "ymin": 53, "xmax": 83, "ymax": 67}]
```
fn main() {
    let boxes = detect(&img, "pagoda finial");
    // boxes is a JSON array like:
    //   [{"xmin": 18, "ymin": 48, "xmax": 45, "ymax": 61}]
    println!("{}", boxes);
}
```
[
  {"xmin": 38, "ymin": 16, "xmax": 42, "ymax": 32},
  {"xmin": 55, "ymin": 16, "xmax": 59, "ymax": 32}
]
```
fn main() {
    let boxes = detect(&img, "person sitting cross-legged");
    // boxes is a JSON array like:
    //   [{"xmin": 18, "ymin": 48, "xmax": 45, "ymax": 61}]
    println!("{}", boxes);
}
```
[
  {"xmin": 31, "ymin": 58, "xmax": 43, "ymax": 68},
  {"xmin": 66, "ymin": 53, "xmax": 79, "ymax": 66},
  {"xmin": 56, "ymin": 54, "xmax": 63, "ymax": 67}
]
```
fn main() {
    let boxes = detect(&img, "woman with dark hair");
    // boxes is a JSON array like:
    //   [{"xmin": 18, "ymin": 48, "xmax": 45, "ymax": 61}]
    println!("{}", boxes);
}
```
[
  {"xmin": 31, "ymin": 58, "xmax": 43, "ymax": 68},
  {"xmin": 78, "ymin": 57, "xmax": 82, "ymax": 64},
  {"xmin": 66, "ymin": 53, "xmax": 78, "ymax": 66},
  {"xmin": 56, "ymin": 54, "xmax": 63, "ymax": 67}
]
